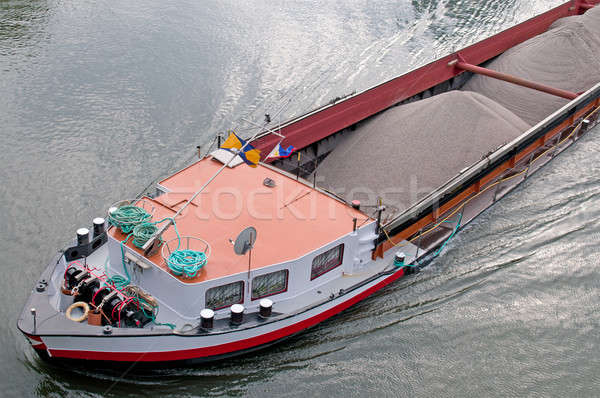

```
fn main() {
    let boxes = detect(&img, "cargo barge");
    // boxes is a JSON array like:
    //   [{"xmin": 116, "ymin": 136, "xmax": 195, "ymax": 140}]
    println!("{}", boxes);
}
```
[{"xmin": 18, "ymin": 0, "xmax": 600, "ymax": 367}]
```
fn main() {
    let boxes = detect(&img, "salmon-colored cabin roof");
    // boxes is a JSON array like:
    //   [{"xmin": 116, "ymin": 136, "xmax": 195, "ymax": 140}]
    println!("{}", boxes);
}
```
[{"xmin": 110, "ymin": 157, "xmax": 371, "ymax": 283}]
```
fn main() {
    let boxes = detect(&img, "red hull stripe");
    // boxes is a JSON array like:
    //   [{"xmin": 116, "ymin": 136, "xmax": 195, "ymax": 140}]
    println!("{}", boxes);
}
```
[
  {"xmin": 48, "ymin": 268, "xmax": 405, "ymax": 362},
  {"xmin": 25, "ymin": 333, "xmax": 48, "ymax": 350}
]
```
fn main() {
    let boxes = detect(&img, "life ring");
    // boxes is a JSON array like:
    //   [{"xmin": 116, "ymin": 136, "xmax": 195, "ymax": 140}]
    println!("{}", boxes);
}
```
[{"xmin": 66, "ymin": 301, "xmax": 90, "ymax": 322}]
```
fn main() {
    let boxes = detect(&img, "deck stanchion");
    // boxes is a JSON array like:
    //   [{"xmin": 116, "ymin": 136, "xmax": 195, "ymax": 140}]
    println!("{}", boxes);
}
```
[{"xmin": 296, "ymin": 152, "xmax": 301, "ymax": 181}]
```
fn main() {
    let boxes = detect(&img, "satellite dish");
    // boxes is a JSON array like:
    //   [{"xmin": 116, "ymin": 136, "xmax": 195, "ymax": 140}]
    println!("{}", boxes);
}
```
[{"xmin": 234, "ymin": 227, "xmax": 257, "ymax": 255}]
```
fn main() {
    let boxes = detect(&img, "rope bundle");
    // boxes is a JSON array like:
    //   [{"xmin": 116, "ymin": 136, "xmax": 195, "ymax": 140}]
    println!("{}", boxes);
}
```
[
  {"xmin": 167, "ymin": 250, "xmax": 207, "ymax": 278},
  {"xmin": 101, "ymin": 207, "xmax": 210, "ymax": 329},
  {"xmin": 132, "ymin": 222, "xmax": 158, "ymax": 248},
  {"xmin": 109, "ymin": 206, "xmax": 209, "ymax": 282},
  {"xmin": 108, "ymin": 205, "xmax": 151, "ymax": 233}
]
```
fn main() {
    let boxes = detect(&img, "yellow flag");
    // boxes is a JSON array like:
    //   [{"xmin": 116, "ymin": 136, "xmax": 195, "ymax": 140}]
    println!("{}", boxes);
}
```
[
  {"xmin": 220, "ymin": 132, "xmax": 243, "ymax": 150},
  {"xmin": 220, "ymin": 131, "xmax": 261, "ymax": 167}
]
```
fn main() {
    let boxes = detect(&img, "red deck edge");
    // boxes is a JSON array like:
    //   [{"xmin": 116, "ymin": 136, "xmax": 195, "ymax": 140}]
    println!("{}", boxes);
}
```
[
  {"xmin": 47, "ymin": 268, "xmax": 405, "ymax": 362},
  {"xmin": 254, "ymin": 0, "xmax": 597, "ymax": 156}
]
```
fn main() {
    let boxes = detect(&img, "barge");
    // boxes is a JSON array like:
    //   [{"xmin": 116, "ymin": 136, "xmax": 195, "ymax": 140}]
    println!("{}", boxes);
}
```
[{"xmin": 18, "ymin": 0, "xmax": 600, "ymax": 367}]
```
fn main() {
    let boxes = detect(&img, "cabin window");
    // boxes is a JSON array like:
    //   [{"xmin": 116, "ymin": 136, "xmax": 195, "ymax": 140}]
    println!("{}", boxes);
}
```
[
  {"xmin": 310, "ymin": 244, "xmax": 344, "ymax": 280},
  {"xmin": 252, "ymin": 269, "xmax": 289, "ymax": 300},
  {"xmin": 205, "ymin": 281, "xmax": 244, "ymax": 310}
]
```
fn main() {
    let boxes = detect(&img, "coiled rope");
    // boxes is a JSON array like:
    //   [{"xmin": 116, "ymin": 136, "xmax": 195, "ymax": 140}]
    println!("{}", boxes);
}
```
[
  {"xmin": 167, "ymin": 250, "xmax": 207, "ymax": 278},
  {"xmin": 162, "ymin": 218, "xmax": 207, "ymax": 278},
  {"xmin": 108, "ymin": 205, "xmax": 151, "ymax": 234},
  {"xmin": 132, "ymin": 222, "xmax": 159, "ymax": 249},
  {"xmin": 117, "ymin": 215, "xmax": 207, "ymax": 279},
  {"xmin": 102, "ymin": 204, "xmax": 208, "ymax": 330},
  {"xmin": 103, "ymin": 205, "xmax": 208, "ymax": 331}
]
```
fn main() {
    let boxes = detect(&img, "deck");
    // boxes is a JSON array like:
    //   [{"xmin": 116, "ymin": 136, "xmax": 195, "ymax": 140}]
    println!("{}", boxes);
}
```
[{"xmin": 110, "ymin": 157, "xmax": 370, "ymax": 283}]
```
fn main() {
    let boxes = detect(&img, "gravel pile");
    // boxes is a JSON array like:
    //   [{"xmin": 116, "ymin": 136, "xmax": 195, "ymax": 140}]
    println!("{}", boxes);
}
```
[
  {"xmin": 462, "ymin": 7, "xmax": 600, "ymax": 125},
  {"xmin": 316, "ymin": 9, "xmax": 600, "ymax": 215},
  {"xmin": 315, "ymin": 90, "xmax": 530, "ymax": 214}
]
